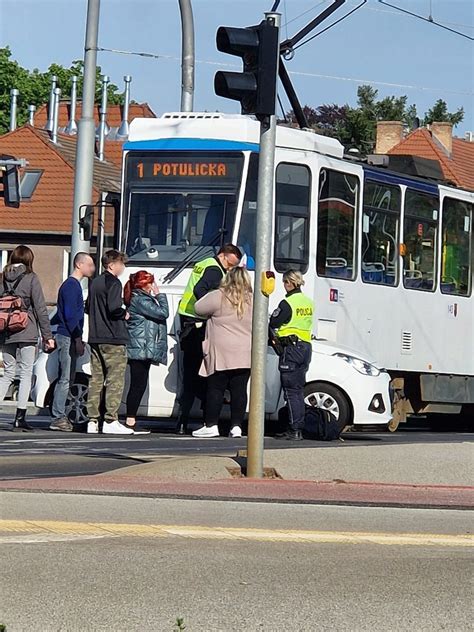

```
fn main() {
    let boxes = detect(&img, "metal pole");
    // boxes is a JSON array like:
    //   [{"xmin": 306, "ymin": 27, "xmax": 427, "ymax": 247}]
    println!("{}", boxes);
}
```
[
  {"xmin": 71, "ymin": 0, "xmax": 101, "ymax": 268},
  {"xmin": 178, "ymin": 0, "xmax": 195, "ymax": 111},
  {"xmin": 246, "ymin": 12, "xmax": 280, "ymax": 479},
  {"xmin": 9, "ymin": 89, "xmax": 19, "ymax": 132}
]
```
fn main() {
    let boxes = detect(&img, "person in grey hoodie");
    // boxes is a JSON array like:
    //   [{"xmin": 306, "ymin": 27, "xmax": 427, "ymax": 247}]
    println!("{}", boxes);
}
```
[{"xmin": 0, "ymin": 246, "xmax": 54, "ymax": 431}]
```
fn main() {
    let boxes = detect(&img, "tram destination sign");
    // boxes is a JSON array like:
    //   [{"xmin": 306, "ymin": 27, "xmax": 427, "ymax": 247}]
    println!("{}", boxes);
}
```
[{"xmin": 127, "ymin": 153, "xmax": 243, "ymax": 187}]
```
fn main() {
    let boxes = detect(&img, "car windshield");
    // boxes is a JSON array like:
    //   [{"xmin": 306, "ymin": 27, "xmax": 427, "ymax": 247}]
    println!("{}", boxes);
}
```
[{"xmin": 123, "ymin": 152, "xmax": 244, "ymax": 265}]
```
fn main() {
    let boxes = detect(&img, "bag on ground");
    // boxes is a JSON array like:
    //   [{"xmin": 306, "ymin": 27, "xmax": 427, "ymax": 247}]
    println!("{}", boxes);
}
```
[
  {"xmin": 0, "ymin": 275, "xmax": 29, "ymax": 334},
  {"xmin": 304, "ymin": 406, "xmax": 342, "ymax": 441}
]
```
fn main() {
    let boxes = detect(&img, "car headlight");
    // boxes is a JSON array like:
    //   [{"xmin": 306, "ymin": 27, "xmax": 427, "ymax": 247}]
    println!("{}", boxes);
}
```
[{"xmin": 333, "ymin": 353, "xmax": 380, "ymax": 376}]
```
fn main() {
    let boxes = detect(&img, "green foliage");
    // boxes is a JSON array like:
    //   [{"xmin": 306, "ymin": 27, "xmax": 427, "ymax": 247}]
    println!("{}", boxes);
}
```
[
  {"xmin": 283, "ymin": 84, "xmax": 464, "ymax": 154},
  {"xmin": 0, "ymin": 47, "xmax": 123, "ymax": 135},
  {"xmin": 0, "ymin": 624, "xmax": 6, "ymax": 631},
  {"xmin": 173, "ymin": 617, "xmax": 186, "ymax": 631}
]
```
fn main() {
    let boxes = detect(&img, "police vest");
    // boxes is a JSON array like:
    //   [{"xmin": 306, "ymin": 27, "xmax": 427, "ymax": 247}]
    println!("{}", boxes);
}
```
[
  {"xmin": 178, "ymin": 257, "xmax": 224, "ymax": 318},
  {"xmin": 277, "ymin": 292, "xmax": 314, "ymax": 343}
]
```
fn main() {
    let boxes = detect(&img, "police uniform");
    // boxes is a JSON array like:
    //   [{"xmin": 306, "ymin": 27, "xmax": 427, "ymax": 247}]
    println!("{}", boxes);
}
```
[
  {"xmin": 270, "ymin": 288, "xmax": 314, "ymax": 431},
  {"xmin": 177, "ymin": 257, "xmax": 226, "ymax": 425}
]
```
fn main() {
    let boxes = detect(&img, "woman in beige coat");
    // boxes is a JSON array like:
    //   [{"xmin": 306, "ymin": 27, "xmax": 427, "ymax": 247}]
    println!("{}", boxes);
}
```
[{"xmin": 192, "ymin": 267, "xmax": 253, "ymax": 438}]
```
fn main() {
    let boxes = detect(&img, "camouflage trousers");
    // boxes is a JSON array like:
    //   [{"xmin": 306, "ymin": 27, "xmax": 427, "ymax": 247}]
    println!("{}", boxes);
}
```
[{"xmin": 87, "ymin": 343, "xmax": 127, "ymax": 422}]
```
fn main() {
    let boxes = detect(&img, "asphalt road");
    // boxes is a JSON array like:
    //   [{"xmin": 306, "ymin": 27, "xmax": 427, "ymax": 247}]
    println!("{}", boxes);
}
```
[
  {"xmin": 1, "ymin": 493, "xmax": 472, "ymax": 632},
  {"xmin": 0, "ymin": 414, "xmax": 472, "ymax": 481}
]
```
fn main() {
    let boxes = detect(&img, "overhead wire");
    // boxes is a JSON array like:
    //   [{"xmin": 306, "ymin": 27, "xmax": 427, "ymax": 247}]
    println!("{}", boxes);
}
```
[
  {"xmin": 364, "ymin": 5, "xmax": 474, "ymax": 29},
  {"xmin": 97, "ymin": 46, "xmax": 473, "ymax": 96},
  {"xmin": 377, "ymin": 0, "xmax": 474, "ymax": 41},
  {"xmin": 292, "ymin": 0, "xmax": 368, "ymax": 51}
]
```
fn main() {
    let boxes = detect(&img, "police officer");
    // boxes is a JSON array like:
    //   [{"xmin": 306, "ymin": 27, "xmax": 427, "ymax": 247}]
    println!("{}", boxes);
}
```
[
  {"xmin": 177, "ymin": 243, "xmax": 242, "ymax": 434},
  {"xmin": 270, "ymin": 270, "xmax": 314, "ymax": 441}
]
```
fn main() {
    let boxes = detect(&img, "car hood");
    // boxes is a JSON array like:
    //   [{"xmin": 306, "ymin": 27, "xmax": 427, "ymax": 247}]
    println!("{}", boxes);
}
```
[{"xmin": 311, "ymin": 338, "xmax": 383, "ymax": 369}]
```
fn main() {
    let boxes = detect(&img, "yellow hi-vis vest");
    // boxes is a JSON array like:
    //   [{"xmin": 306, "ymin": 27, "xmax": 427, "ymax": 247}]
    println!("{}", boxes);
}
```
[
  {"xmin": 178, "ymin": 257, "xmax": 223, "ymax": 318},
  {"xmin": 277, "ymin": 292, "xmax": 314, "ymax": 343}
]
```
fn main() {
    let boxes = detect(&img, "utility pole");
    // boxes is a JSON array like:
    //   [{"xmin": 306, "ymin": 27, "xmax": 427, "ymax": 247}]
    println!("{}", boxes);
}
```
[
  {"xmin": 178, "ymin": 0, "xmax": 195, "ymax": 112},
  {"xmin": 70, "ymin": 0, "xmax": 101, "ymax": 269},
  {"xmin": 246, "ymin": 12, "xmax": 280, "ymax": 478}
]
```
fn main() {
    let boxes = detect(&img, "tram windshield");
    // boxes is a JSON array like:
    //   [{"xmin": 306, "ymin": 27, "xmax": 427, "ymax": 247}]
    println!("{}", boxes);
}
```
[{"xmin": 123, "ymin": 152, "xmax": 244, "ymax": 265}]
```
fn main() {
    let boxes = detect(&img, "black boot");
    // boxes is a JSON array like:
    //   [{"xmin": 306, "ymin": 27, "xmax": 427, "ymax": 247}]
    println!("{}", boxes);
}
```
[
  {"xmin": 275, "ymin": 428, "xmax": 303, "ymax": 441},
  {"xmin": 12, "ymin": 408, "xmax": 33, "ymax": 432}
]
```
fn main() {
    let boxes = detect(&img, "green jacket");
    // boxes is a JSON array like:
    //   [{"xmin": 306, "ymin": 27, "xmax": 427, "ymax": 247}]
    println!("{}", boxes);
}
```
[{"xmin": 126, "ymin": 290, "xmax": 169, "ymax": 365}]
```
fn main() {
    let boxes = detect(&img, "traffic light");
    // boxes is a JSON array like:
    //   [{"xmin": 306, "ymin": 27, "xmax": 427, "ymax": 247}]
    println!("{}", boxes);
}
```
[
  {"xmin": 214, "ymin": 19, "xmax": 279, "ymax": 120},
  {"xmin": 0, "ymin": 156, "xmax": 20, "ymax": 209}
]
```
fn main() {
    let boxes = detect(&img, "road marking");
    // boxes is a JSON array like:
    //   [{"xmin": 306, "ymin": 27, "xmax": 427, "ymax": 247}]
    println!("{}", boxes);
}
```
[{"xmin": 0, "ymin": 520, "xmax": 472, "ymax": 547}]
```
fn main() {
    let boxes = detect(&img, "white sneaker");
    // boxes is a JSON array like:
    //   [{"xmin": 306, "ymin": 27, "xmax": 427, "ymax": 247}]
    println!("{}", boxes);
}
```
[
  {"xmin": 192, "ymin": 425, "xmax": 220, "ymax": 438},
  {"xmin": 87, "ymin": 421, "xmax": 99, "ymax": 434},
  {"xmin": 230, "ymin": 426, "xmax": 242, "ymax": 438},
  {"xmin": 102, "ymin": 420, "xmax": 134, "ymax": 435}
]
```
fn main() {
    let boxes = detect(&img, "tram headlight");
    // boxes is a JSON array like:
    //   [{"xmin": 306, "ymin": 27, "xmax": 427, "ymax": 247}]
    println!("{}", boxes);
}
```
[{"xmin": 333, "ymin": 353, "xmax": 381, "ymax": 376}]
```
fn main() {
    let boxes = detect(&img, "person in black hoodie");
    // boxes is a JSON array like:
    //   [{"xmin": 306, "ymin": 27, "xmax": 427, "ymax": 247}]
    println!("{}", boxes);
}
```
[{"xmin": 86, "ymin": 250, "xmax": 133, "ymax": 435}]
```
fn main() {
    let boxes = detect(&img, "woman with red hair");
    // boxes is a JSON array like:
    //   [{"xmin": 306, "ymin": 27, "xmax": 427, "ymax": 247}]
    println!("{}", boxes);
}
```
[{"xmin": 124, "ymin": 270, "xmax": 169, "ymax": 433}]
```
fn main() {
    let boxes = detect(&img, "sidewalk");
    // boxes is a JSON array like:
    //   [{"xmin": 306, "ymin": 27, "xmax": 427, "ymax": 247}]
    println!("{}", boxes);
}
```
[{"xmin": 0, "ymin": 440, "xmax": 472, "ymax": 509}]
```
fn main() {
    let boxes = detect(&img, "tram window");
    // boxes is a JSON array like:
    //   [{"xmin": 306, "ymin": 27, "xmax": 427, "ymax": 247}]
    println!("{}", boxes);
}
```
[
  {"xmin": 441, "ymin": 197, "xmax": 472, "ymax": 297},
  {"xmin": 362, "ymin": 181, "xmax": 401, "ymax": 286},
  {"xmin": 237, "ymin": 153, "xmax": 259, "ymax": 270},
  {"xmin": 403, "ymin": 190, "xmax": 439, "ymax": 291},
  {"xmin": 317, "ymin": 169, "xmax": 359, "ymax": 280},
  {"xmin": 274, "ymin": 163, "xmax": 311, "ymax": 273}
]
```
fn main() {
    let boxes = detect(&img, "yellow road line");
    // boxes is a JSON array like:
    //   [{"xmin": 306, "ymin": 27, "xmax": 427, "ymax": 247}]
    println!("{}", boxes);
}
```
[{"xmin": 0, "ymin": 520, "xmax": 472, "ymax": 547}]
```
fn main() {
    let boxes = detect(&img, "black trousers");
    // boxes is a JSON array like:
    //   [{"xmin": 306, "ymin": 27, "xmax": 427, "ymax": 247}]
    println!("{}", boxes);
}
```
[
  {"xmin": 179, "ymin": 318, "xmax": 206, "ymax": 419},
  {"xmin": 279, "ymin": 341, "xmax": 312, "ymax": 430},
  {"xmin": 205, "ymin": 368, "xmax": 250, "ymax": 428},
  {"xmin": 126, "ymin": 359, "xmax": 152, "ymax": 417}
]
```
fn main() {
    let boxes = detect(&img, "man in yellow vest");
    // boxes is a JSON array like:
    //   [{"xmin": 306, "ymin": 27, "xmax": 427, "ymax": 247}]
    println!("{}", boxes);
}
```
[
  {"xmin": 270, "ymin": 269, "xmax": 314, "ymax": 441},
  {"xmin": 177, "ymin": 243, "xmax": 242, "ymax": 433}
]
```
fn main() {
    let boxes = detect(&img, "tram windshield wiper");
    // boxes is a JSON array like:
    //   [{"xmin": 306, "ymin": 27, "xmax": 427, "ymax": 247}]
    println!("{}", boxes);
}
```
[{"xmin": 162, "ymin": 228, "xmax": 227, "ymax": 285}]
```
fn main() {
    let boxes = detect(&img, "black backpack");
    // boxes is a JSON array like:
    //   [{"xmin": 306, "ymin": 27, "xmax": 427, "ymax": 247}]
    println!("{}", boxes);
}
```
[{"xmin": 304, "ymin": 406, "xmax": 342, "ymax": 441}]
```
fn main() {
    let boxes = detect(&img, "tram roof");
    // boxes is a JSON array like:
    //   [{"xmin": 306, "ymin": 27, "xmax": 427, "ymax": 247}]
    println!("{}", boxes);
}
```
[{"xmin": 126, "ymin": 112, "xmax": 344, "ymax": 159}]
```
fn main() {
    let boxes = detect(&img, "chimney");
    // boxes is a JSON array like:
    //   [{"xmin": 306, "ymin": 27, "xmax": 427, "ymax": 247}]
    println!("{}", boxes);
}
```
[
  {"xmin": 65, "ymin": 76, "xmax": 78, "ymax": 135},
  {"xmin": 9, "ymin": 89, "xmax": 19, "ymax": 132},
  {"xmin": 117, "ymin": 75, "xmax": 132, "ymax": 138},
  {"xmin": 28, "ymin": 104, "xmax": 36, "ymax": 126},
  {"xmin": 97, "ymin": 75, "xmax": 109, "ymax": 161},
  {"xmin": 51, "ymin": 87, "xmax": 61, "ymax": 143},
  {"xmin": 45, "ymin": 75, "xmax": 58, "ymax": 131},
  {"xmin": 431, "ymin": 122, "xmax": 453, "ymax": 154},
  {"xmin": 375, "ymin": 121, "xmax": 404, "ymax": 154}
]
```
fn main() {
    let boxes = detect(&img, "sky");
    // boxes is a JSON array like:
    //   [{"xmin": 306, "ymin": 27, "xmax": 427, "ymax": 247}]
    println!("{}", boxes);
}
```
[{"xmin": 1, "ymin": 0, "xmax": 473, "ymax": 134}]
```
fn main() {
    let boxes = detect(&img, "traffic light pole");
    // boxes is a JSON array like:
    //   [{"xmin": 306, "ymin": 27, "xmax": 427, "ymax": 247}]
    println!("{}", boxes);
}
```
[
  {"xmin": 246, "ymin": 12, "xmax": 280, "ymax": 479},
  {"xmin": 71, "ymin": 0, "xmax": 101, "ymax": 269}
]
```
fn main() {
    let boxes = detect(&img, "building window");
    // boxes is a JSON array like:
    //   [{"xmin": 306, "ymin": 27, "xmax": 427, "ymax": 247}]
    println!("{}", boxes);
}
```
[
  {"xmin": 20, "ymin": 170, "xmax": 43, "ymax": 199},
  {"xmin": 274, "ymin": 163, "xmax": 311, "ymax": 273},
  {"xmin": 441, "ymin": 197, "xmax": 472, "ymax": 296},
  {"xmin": 362, "ymin": 180, "xmax": 401, "ymax": 286},
  {"xmin": 403, "ymin": 190, "xmax": 439, "ymax": 291},
  {"xmin": 317, "ymin": 169, "xmax": 359, "ymax": 280}
]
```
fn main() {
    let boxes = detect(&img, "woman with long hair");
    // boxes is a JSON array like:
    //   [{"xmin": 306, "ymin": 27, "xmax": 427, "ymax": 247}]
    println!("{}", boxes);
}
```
[
  {"xmin": 192, "ymin": 267, "xmax": 253, "ymax": 438},
  {"xmin": 0, "ymin": 245, "xmax": 54, "ymax": 431},
  {"xmin": 124, "ymin": 270, "xmax": 169, "ymax": 433}
]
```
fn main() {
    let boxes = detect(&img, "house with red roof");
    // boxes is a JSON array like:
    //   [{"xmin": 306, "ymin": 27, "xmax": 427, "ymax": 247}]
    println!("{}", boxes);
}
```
[{"xmin": 375, "ymin": 121, "xmax": 474, "ymax": 191}]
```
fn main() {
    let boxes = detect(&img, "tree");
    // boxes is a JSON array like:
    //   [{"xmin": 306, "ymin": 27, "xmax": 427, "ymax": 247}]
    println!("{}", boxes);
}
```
[
  {"xmin": 0, "ymin": 47, "xmax": 123, "ymax": 135},
  {"xmin": 282, "ymin": 84, "xmax": 464, "ymax": 154}
]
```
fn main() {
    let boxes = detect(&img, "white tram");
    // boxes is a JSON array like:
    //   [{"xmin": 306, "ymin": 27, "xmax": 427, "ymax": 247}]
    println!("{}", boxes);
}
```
[{"xmin": 34, "ymin": 112, "xmax": 474, "ymax": 430}]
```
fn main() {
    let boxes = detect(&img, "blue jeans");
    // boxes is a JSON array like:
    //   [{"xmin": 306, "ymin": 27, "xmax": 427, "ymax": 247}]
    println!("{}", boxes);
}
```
[
  {"xmin": 279, "ymin": 340, "xmax": 312, "ymax": 430},
  {"xmin": 51, "ymin": 334, "xmax": 77, "ymax": 420}
]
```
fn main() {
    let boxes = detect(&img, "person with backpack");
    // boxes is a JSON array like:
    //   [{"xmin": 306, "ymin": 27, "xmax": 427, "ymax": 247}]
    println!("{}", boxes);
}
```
[
  {"xmin": 49, "ymin": 252, "xmax": 96, "ymax": 432},
  {"xmin": 270, "ymin": 270, "xmax": 314, "ymax": 441},
  {"xmin": 123, "ymin": 270, "xmax": 169, "ymax": 434},
  {"xmin": 0, "ymin": 246, "xmax": 54, "ymax": 431}
]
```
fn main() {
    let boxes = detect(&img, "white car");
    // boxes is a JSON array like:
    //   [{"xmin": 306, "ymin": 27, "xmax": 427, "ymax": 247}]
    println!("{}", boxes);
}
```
[{"xmin": 32, "ymin": 337, "xmax": 392, "ymax": 431}]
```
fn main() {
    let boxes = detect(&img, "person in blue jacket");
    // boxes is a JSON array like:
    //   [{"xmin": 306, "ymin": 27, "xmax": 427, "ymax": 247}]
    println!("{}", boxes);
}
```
[
  {"xmin": 123, "ymin": 270, "xmax": 169, "ymax": 433},
  {"xmin": 50, "ymin": 252, "xmax": 95, "ymax": 432}
]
